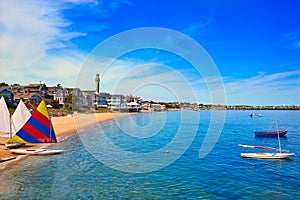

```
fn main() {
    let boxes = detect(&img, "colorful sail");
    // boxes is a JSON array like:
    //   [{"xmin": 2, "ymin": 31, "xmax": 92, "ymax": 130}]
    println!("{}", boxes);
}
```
[
  {"xmin": 8, "ymin": 100, "xmax": 57, "ymax": 143},
  {"xmin": 0, "ymin": 96, "xmax": 11, "ymax": 135},
  {"xmin": 11, "ymin": 99, "xmax": 31, "ymax": 134}
]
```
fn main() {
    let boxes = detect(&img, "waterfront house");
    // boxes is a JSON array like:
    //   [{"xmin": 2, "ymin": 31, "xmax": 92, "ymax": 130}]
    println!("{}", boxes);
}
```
[
  {"xmin": 127, "ymin": 102, "xmax": 141, "ymax": 112},
  {"xmin": 50, "ymin": 88, "xmax": 69, "ymax": 107},
  {"xmin": 0, "ymin": 87, "xmax": 14, "ymax": 102},
  {"xmin": 107, "ymin": 94, "xmax": 127, "ymax": 111}
]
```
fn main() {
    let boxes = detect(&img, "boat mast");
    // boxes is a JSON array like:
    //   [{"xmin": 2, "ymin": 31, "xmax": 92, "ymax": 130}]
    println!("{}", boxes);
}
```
[
  {"xmin": 276, "ymin": 119, "xmax": 282, "ymax": 153},
  {"xmin": 50, "ymin": 116, "xmax": 52, "ymax": 144},
  {"xmin": 9, "ymin": 113, "xmax": 12, "ymax": 139}
]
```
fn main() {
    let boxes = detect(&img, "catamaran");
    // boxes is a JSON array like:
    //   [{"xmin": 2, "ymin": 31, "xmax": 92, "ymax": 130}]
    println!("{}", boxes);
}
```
[
  {"xmin": 239, "ymin": 120, "xmax": 295, "ymax": 159},
  {"xmin": 9, "ymin": 100, "xmax": 63, "ymax": 155}
]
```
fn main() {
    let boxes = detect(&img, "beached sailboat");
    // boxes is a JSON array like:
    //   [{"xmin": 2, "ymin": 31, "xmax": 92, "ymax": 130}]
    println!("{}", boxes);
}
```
[
  {"xmin": 239, "ymin": 120, "xmax": 295, "ymax": 159},
  {"xmin": 9, "ymin": 100, "xmax": 63, "ymax": 155},
  {"xmin": 0, "ymin": 96, "xmax": 11, "ymax": 137},
  {"xmin": 11, "ymin": 99, "xmax": 31, "ymax": 134},
  {"xmin": 5, "ymin": 100, "xmax": 31, "ymax": 148},
  {"xmin": 0, "ymin": 97, "xmax": 24, "ymax": 148}
]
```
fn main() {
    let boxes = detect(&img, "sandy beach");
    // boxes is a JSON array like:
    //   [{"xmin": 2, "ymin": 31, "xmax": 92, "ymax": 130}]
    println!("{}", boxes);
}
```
[{"xmin": 0, "ymin": 112, "xmax": 133, "ymax": 170}]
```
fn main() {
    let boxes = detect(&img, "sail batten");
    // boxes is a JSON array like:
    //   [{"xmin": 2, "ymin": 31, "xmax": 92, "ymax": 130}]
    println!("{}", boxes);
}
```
[{"xmin": 8, "ymin": 100, "xmax": 57, "ymax": 143}]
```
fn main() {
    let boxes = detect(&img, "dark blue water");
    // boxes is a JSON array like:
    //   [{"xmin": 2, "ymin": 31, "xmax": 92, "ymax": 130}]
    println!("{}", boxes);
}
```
[{"xmin": 1, "ymin": 110, "xmax": 299, "ymax": 199}]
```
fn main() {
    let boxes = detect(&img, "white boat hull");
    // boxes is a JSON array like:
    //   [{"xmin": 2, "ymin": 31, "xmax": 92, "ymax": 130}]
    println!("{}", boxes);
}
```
[
  {"xmin": 10, "ymin": 149, "xmax": 63, "ymax": 155},
  {"xmin": 5, "ymin": 143, "xmax": 23, "ymax": 149},
  {"xmin": 241, "ymin": 152, "xmax": 295, "ymax": 159}
]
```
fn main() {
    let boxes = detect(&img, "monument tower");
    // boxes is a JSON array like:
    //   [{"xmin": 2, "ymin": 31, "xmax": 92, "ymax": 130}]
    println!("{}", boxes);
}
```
[{"xmin": 95, "ymin": 73, "xmax": 100, "ymax": 93}]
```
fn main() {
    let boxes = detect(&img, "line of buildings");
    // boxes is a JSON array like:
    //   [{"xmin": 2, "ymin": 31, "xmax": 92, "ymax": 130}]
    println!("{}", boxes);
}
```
[{"xmin": 0, "ymin": 74, "xmax": 145, "ymax": 112}]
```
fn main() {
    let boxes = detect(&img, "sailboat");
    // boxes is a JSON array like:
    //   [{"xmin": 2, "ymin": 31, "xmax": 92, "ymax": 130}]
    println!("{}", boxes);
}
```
[
  {"xmin": 239, "ymin": 119, "xmax": 295, "ymax": 159},
  {"xmin": 5, "ymin": 99, "xmax": 31, "ymax": 148},
  {"xmin": 0, "ymin": 96, "xmax": 11, "ymax": 137},
  {"xmin": 9, "ymin": 100, "xmax": 63, "ymax": 155},
  {"xmin": 254, "ymin": 119, "xmax": 288, "ymax": 137},
  {"xmin": 11, "ymin": 99, "xmax": 31, "ymax": 134}
]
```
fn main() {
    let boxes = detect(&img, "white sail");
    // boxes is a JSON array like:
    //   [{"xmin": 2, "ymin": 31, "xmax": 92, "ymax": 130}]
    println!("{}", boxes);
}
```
[
  {"xmin": 11, "ymin": 100, "xmax": 31, "ymax": 134},
  {"xmin": 0, "ymin": 96, "xmax": 11, "ymax": 136}
]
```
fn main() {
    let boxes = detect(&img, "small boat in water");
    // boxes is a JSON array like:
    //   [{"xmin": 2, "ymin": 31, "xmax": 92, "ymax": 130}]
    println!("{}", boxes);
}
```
[
  {"xmin": 255, "ymin": 129, "xmax": 288, "ymax": 137},
  {"xmin": 254, "ymin": 119, "xmax": 288, "ymax": 137},
  {"xmin": 249, "ymin": 113, "xmax": 262, "ymax": 118},
  {"xmin": 240, "ymin": 152, "xmax": 295, "ymax": 159},
  {"xmin": 239, "ymin": 119, "xmax": 295, "ymax": 159}
]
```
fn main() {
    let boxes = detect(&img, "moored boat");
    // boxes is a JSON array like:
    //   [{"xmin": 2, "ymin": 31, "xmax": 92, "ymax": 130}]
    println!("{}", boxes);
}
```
[
  {"xmin": 255, "ymin": 129, "xmax": 288, "ymax": 137},
  {"xmin": 249, "ymin": 113, "xmax": 262, "ymax": 118},
  {"xmin": 240, "ymin": 152, "xmax": 295, "ymax": 159},
  {"xmin": 239, "ymin": 119, "xmax": 295, "ymax": 159}
]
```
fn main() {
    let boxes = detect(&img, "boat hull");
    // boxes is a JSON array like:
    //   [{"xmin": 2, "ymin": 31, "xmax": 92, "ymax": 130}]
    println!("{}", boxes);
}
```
[
  {"xmin": 249, "ymin": 113, "xmax": 262, "ymax": 118},
  {"xmin": 240, "ymin": 152, "xmax": 295, "ymax": 159},
  {"xmin": 254, "ymin": 130, "xmax": 288, "ymax": 137},
  {"xmin": 5, "ymin": 143, "xmax": 23, "ymax": 149},
  {"xmin": 10, "ymin": 149, "xmax": 63, "ymax": 155}
]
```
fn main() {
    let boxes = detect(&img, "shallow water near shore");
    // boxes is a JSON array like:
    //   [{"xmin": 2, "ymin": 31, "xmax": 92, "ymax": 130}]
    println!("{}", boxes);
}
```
[{"xmin": 0, "ymin": 110, "xmax": 299, "ymax": 199}]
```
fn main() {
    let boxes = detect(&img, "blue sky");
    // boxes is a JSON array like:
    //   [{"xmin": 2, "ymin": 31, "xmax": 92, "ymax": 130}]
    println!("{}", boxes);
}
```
[{"xmin": 0, "ymin": 0, "xmax": 299, "ymax": 105}]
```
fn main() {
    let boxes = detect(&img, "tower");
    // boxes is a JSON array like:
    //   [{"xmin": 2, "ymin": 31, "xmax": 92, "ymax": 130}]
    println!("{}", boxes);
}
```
[{"xmin": 95, "ymin": 73, "xmax": 100, "ymax": 93}]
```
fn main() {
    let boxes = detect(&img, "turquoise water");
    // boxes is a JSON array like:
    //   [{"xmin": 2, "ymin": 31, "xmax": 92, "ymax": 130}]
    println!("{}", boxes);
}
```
[{"xmin": 1, "ymin": 110, "xmax": 300, "ymax": 199}]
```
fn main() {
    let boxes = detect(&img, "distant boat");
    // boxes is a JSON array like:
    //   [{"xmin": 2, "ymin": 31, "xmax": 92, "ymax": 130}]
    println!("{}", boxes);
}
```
[
  {"xmin": 255, "ymin": 130, "xmax": 288, "ymax": 137},
  {"xmin": 9, "ymin": 100, "xmax": 63, "ymax": 155},
  {"xmin": 254, "ymin": 119, "xmax": 288, "ymax": 137},
  {"xmin": 239, "ymin": 119, "xmax": 295, "ymax": 159},
  {"xmin": 249, "ymin": 113, "xmax": 262, "ymax": 118}
]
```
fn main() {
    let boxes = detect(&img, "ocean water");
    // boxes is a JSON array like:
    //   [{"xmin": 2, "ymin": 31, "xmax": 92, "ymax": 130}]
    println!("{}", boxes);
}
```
[{"xmin": 1, "ymin": 110, "xmax": 300, "ymax": 199}]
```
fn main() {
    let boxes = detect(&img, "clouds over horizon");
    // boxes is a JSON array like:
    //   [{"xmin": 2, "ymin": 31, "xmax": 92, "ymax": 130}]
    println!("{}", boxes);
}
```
[
  {"xmin": 0, "ymin": 0, "xmax": 299, "ymax": 105},
  {"xmin": 225, "ymin": 69, "xmax": 300, "ymax": 105}
]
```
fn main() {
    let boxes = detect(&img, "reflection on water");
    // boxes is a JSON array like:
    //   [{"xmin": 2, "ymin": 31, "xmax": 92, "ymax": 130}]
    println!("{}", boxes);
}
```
[{"xmin": 0, "ymin": 110, "xmax": 299, "ymax": 199}]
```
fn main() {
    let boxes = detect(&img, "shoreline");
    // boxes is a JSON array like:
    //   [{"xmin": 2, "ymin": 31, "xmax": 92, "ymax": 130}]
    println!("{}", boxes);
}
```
[{"xmin": 0, "ymin": 112, "xmax": 133, "ymax": 171}]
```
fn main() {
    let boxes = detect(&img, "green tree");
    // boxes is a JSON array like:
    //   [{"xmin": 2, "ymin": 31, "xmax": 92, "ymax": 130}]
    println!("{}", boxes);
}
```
[
  {"xmin": 11, "ymin": 83, "xmax": 20, "ymax": 87},
  {"xmin": 56, "ymin": 83, "xmax": 63, "ymax": 90},
  {"xmin": 0, "ymin": 82, "xmax": 8, "ymax": 87}
]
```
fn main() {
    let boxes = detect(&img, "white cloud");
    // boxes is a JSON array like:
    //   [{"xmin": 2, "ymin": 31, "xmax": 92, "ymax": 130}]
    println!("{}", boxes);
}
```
[
  {"xmin": 0, "ymin": 0, "xmax": 90, "ymax": 86},
  {"xmin": 183, "ymin": 18, "xmax": 213, "ymax": 36},
  {"xmin": 225, "ymin": 70, "xmax": 300, "ymax": 105}
]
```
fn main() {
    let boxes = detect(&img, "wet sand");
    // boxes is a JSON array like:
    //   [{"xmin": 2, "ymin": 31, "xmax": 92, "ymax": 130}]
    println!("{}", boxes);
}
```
[{"xmin": 0, "ymin": 112, "xmax": 133, "ymax": 170}]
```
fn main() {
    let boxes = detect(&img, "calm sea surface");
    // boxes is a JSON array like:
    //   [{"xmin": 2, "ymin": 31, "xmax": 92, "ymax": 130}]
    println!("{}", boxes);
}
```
[{"xmin": 1, "ymin": 110, "xmax": 300, "ymax": 199}]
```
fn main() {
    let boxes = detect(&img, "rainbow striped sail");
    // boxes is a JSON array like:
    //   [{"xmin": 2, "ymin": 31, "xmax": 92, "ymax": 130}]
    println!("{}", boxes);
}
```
[{"xmin": 8, "ymin": 100, "xmax": 57, "ymax": 143}]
